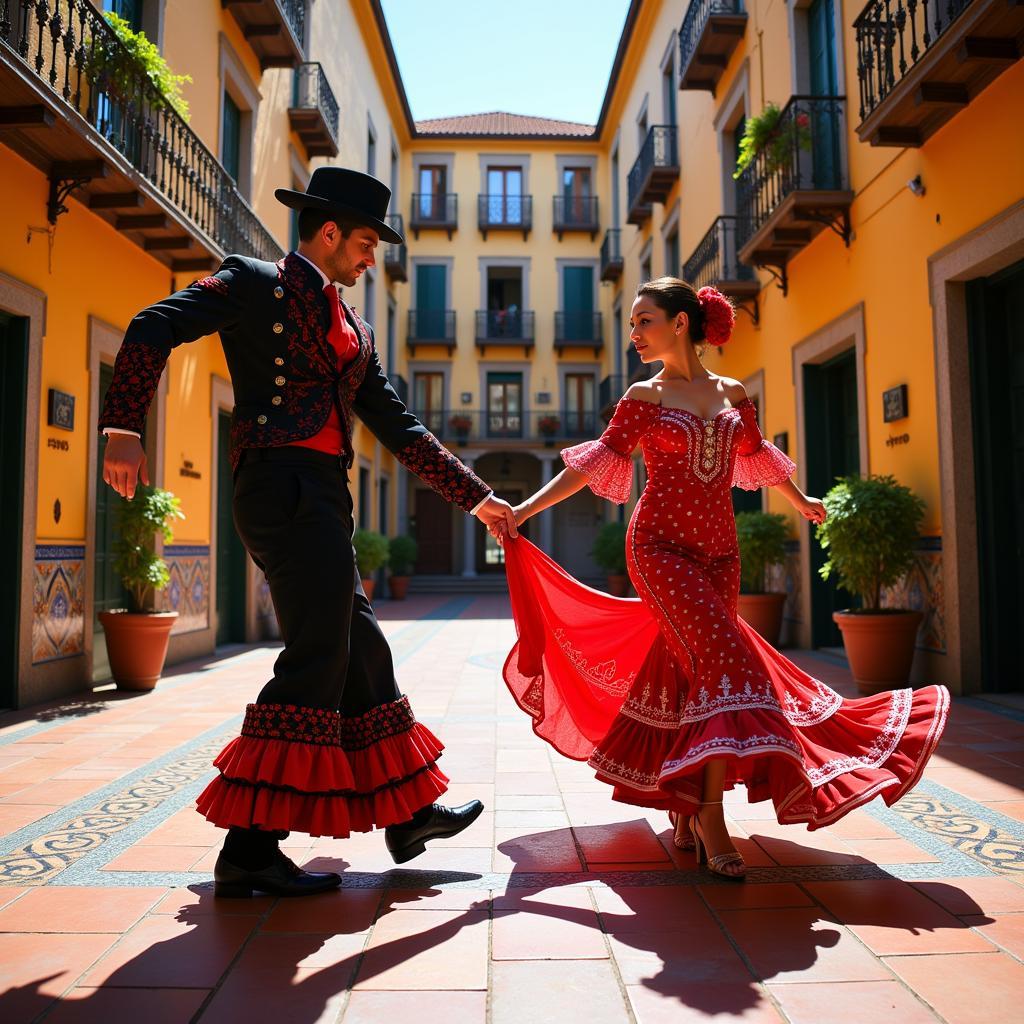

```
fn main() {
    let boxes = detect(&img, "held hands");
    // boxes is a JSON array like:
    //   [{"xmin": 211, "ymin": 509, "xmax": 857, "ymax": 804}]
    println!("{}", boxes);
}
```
[
  {"xmin": 474, "ymin": 495, "xmax": 519, "ymax": 544},
  {"xmin": 796, "ymin": 495, "xmax": 827, "ymax": 525},
  {"xmin": 102, "ymin": 434, "xmax": 149, "ymax": 500}
]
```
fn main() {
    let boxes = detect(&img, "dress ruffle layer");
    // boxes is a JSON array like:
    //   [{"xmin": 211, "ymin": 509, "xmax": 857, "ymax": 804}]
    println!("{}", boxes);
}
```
[
  {"xmin": 195, "ymin": 697, "xmax": 448, "ymax": 837},
  {"xmin": 731, "ymin": 439, "xmax": 797, "ymax": 490},
  {"xmin": 503, "ymin": 535, "xmax": 949, "ymax": 830},
  {"xmin": 560, "ymin": 439, "xmax": 634, "ymax": 504}
]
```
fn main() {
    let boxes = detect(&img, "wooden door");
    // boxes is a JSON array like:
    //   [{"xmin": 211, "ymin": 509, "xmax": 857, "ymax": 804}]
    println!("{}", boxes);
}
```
[{"xmin": 414, "ymin": 489, "xmax": 452, "ymax": 573}]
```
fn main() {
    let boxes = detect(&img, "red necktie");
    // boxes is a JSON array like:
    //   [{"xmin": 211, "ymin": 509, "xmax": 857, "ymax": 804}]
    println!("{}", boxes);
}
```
[{"xmin": 323, "ymin": 283, "xmax": 358, "ymax": 365}]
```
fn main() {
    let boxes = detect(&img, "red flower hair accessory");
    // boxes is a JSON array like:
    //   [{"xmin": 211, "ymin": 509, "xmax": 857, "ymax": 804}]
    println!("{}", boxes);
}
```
[{"xmin": 697, "ymin": 286, "xmax": 736, "ymax": 347}]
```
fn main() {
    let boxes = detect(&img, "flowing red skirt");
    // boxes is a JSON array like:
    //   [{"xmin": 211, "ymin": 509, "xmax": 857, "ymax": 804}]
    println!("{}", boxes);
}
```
[{"xmin": 502, "ymin": 536, "xmax": 948, "ymax": 830}]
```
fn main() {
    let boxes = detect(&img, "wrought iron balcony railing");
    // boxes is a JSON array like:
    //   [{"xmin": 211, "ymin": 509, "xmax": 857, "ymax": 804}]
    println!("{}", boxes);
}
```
[
  {"xmin": 407, "ymin": 309, "xmax": 457, "ymax": 350},
  {"xmin": 382, "ymin": 213, "xmax": 407, "ymax": 282},
  {"xmin": 0, "ymin": 0, "xmax": 283, "ymax": 267},
  {"xmin": 552, "ymin": 194, "xmax": 599, "ymax": 237},
  {"xmin": 600, "ymin": 228, "xmax": 624, "ymax": 282},
  {"xmin": 289, "ymin": 61, "xmax": 339, "ymax": 157},
  {"xmin": 678, "ymin": 0, "xmax": 747, "ymax": 93},
  {"xmin": 478, "ymin": 194, "xmax": 532, "ymax": 237},
  {"xmin": 627, "ymin": 124, "xmax": 679, "ymax": 224},
  {"xmin": 554, "ymin": 311, "xmax": 603, "ymax": 350},
  {"xmin": 410, "ymin": 192, "xmax": 458, "ymax": 236},
  {"xmin": 223, "ymin": 0, "xmax": 305, "ymax": 69},
  {"xmin": 409, "ymin": 409, "xmax": 599, "ymax": 444},
  {"xmin": 475, "ymin": 310, "xmax": 536, "ymax": 345},
  {"xmin": 684, "ymin": 216, "xmax": 757, "ymax": 290}
]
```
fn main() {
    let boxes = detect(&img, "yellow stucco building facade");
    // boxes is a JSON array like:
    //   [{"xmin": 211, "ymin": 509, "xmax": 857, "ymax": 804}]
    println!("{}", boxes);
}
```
[{"xmin": 2, "ymin": 0, "xmax": 1021, "ymax": 706}]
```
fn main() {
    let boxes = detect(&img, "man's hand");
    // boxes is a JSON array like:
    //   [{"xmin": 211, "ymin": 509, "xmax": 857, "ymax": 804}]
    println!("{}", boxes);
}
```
[
  {"xmin": 103, "ymin": 434, "xmax": 149, "ymax": 499},
  {"xmin": 474, "ymin": 495, "xmax": 519, "ymax": 543}
]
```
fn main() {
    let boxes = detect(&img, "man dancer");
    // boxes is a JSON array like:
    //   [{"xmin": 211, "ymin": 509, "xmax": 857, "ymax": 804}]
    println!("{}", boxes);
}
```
[{"xmin": 100, "ymin": 167, "xmax": 518, "ymax": 897}]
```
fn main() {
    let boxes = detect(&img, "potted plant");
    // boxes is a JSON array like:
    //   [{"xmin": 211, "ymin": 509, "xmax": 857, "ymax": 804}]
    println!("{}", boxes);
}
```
[
  {"xmin": 388, "ymin": 534, "xmax": 418, "ymax": 600},
  {"xmin": 592, "ymin": 521, "xmax": 629, "ymax": 597},
  {"xmin": 816, "ymin": 474, "xmax": 926, "ymax": 694},
  {"xmin": 352, "ymin": 529, "xmax": 389, "ymax": 602},
  {"xmin": 449, "ymin": 413, "xmax": 473, "ymax": 443},
  {"xmin": 98, "ymin": 484, "xmax": 184, "ymax": 691},
  {"xmin": 537, "ymin": 415, "xmax": 561, "ymax": 447},
  {"xmin": 735, "ymin": 510, "xmax": 791, "ymax": 646},
  {"xmin": 734, "ymin": 102, "xmax": 812, "ymax": 180}
]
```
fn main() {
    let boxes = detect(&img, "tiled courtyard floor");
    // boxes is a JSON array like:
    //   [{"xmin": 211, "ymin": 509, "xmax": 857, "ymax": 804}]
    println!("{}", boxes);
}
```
[{"xmin": 1, "ymin": 593, "xmax": 1022, "ymax": 1022}]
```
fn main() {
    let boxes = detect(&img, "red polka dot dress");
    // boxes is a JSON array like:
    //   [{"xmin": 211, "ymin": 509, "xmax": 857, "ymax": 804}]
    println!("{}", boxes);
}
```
[{"xmin": 502, "ymin": 397, "xmax": 949, "ymax": 828}]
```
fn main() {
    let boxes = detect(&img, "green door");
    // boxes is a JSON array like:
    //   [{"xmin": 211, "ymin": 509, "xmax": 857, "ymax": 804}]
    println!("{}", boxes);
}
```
[
  {"xmin": 563, "ymin": 266, "xmax": 594, "ymax": 342},
  {"xmin": 216, "ymin": 411, "xmax": 247, "ymax": 645},
  {"xmin": 415, "ymin": 264, "xmax": 447, "ymax": 339},
  {"xmin": 0, "ymin": 313, "xmax": 28, "ymax": 708},
  {"xmin": 808, "ymin": 0, "xmax": 840, "ymax": 190},
  {"xmin": 967, "ymin": 258, "xmax": 1024, "ymax": 691},
  {"xmin": 94, "ymin": 362, "xmax": 128, "ymax": 681},
  {"xmin": 804, "ymin": 349, "xmax": 859, "ymax": 648}
]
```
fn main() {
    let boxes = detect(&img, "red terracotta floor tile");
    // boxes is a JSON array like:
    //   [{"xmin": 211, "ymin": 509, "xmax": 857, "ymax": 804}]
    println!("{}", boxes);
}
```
[
  {"xmin": 627, "ymin": 981, "xmax": 786, "ymax": 1023},
  {"xmin": 493, "ymin": 826, "xmax": 583, "ymax": 872},
  {"xmin": 912, "ymin": 877, "xmax": 1024, "ymax": 916},
  {"xmin": 608, "ymin": 928, "xmax": 754, "ymax": 987},
  {"xmin": 494, "ymin": 771, "xmax": 560, "ymax": 795},
  {"xmin": 0, "ymin": 933, "xmax": 120, "ymax": 1021},
  {"xmin": 199, "ymin": 967, "xmax": 348, "ymax": 1023},
  {"xmin": 495, "ymin": 809, "xmax": 571, "ymax": 828},
  {"xmin": 261, "ymin": 889, "xmax": 382, "ymax": 934},
  {"xmin": 961, "ymin": 912, "xmax": 1024, "ymax": 958},
  {"xmin": 494, "ymin": 793, "xmax": 563, "ymax": 811},
  {"xmin": 1, "ymin": 779, "xmax": 108, "ymax": 805},
  {"xmin": 0, "ymin": 886, "xmax": 165, "ymax": 933},
  {"xmin": 353, "ymin": 909, "xmax": 489, "ymax": 990},
  {"xmin": 822, "ymin": 814, "xmax": 907, "ymax": 841},
  {"xmin": 0, "ymin": 887, "xmax": 28, "ymax": 911},
  {"xmin": 151, "ymin": 887, "xmax": 274, "ymax": 916},
  {"xmin": 382, "ymin": 888, "xmax": 491, "ymax": 912},
  {"xmin": 343, "ymin": 990, "xmax": 487, "ymax": 1024},
  {"xmin": 884, "ymin": 951, "xmax": 1024, "ymax": 1024},
  {"xmin": 839, "ymin": 837, "xmax": 939, "ymax": 864},
  {"xmin": 767, "ymin": 979, "xmax": 940, "ymax": 1024},
  {"xmin": 982, "ymin": 800, "xmax": 1024, "ymax": 821},
  {"xmin": 717, "ymin": 908, "xmax": 891, "ymax": 983},
  {"xmin": 699, "ymin": 882, "xmax": 815, "ymax": 911},
  {"xmin": 80, "ymin": 913, "xmax": 256, "ymax": 988},
  {"xmin": 491, "ymin": 960, "xmax": 630, "ymax": 1024},
  {"xmin": 804, "ymin": 879, "xmax": 994, "ymax": 955},
  {"xmin": 102, "ymin": 845, "xmax": 209, "ymax": 872},
  {"xmin": 492, "ymin": 887, "xmax": 605, "ymax": 960},
  {"xmin": 574, "ymin": 819, "xmax": 673, "ymax": 866},
  {"xmin": 592, "ymin": 885, "xmax": 710, "ymax": 934},
  {"xmin": 44, "ymin": 987, "xmax": 210, "ymax": 1023},
  {"xmin": 748, "ymin": 833, "xmax": 866, "ymax": 866},
  {"xmin": 924, "ymin": 766, "xmax": 1024, "ymax": 802},
  {"xmin": 0, "ymin": 803, "xmax": 59, "ymax": 833}
]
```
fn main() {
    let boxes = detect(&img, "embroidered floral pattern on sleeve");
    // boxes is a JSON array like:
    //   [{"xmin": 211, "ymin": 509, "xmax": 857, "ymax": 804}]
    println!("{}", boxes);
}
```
[
  {"xmin": 97, "ymin": 341, "xmax": 168, "ymax": 434},
  {"xmin": 396, "ymin": 432, "xmax": 492, "ymax": 513},
  {"xmin": 195, "ymin": 275, "xmax": 228, "ymax": 295}
]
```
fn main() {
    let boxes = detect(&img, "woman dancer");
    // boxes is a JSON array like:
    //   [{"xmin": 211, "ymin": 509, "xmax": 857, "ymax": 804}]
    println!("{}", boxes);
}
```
[{"xmin": 498, "ymin": 278, "xmax": 948, "ymax": 880}]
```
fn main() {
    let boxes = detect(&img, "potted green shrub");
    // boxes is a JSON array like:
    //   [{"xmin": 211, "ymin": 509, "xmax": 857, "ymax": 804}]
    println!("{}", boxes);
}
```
[
  {"xmin": 592, "ymin": 521, "xmax": 629, "ymax": 597},
  {"xmin": 352, "ymin": 529, "xmax": 389, "ymax": 602},
  {"xmin": 734, "ymin": 102, "xmax": 812, "ymax": 179},
  {"xmin": 816, "ymin": 474, "xmax": 926, "ymax": 694},
  {"xmin": 388, "ymin": 534, "xmax": 418, "ymax": 601},
  {"xmin": 98, "ymin": 484, "xmax": 184, "ymax": 691},
  {"xmin": 735, "ymin": 510, "xmax": 791, "ymax": 646}
]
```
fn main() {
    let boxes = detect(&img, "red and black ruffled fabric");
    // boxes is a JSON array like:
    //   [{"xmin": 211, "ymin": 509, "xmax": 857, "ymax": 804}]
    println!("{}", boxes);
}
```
[{"xmin": 196, "ymin": 696, "xmax": 448, "ymax": 837}]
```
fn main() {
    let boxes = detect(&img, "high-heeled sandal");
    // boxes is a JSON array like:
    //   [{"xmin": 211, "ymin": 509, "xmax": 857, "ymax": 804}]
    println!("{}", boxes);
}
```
[
  {"xmin": 667, "ymin": 810, "xmax": 696, "ymax": 850},
  {"xmin": 689, "ymin": 801, "xmax": 746, "ymax": 882}
]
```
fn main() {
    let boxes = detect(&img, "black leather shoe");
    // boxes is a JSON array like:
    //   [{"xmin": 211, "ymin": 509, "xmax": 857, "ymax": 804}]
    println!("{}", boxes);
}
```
[
  {"xmin": 213, "ymin": 850, "xmax": 342, "ymax": 898},
  {"xmin": 385, "ymin": 800, "xmax": 485, "ymax": 864}
]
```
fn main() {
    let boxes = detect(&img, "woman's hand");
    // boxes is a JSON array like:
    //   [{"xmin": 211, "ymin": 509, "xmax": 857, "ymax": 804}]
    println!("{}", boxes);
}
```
[
  {"xmin": 796, "ymin": 495, "xmax": 827, "ymax": 525},
  {"xmin": 512, "ymin": 502, "xmax": 532, "ymax": 526}
]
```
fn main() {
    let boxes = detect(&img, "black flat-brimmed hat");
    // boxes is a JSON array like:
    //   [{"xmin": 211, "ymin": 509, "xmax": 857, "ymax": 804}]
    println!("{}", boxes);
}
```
[{"xmin": 275, "ymin": 167, "xmax": 404, "ymax": 244}]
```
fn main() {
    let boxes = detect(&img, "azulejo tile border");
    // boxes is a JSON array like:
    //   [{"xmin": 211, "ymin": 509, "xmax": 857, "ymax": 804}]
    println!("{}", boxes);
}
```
[
  {"xmin": 31, "ymin": 544, "xmax": 86, "ymax": 664},
  {"xmin": 161, "ymin": 544, "xmax": 210, "ymax": 635}
]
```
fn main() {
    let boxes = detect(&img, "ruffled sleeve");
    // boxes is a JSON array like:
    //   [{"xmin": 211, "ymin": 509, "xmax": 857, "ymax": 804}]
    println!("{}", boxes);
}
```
[
  {"xmin": 732, "ymin": 399, "xmax": 796, "ymax": 490},
  {"xmin": 561, "ymin": 397, "xmax": 659, "ymax": 504}
]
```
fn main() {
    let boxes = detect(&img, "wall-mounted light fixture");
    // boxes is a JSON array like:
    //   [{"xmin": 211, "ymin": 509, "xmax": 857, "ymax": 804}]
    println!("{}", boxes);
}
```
[{"xmin": 907, "ymin": 175, "xmax": 926, "ymax": 197}]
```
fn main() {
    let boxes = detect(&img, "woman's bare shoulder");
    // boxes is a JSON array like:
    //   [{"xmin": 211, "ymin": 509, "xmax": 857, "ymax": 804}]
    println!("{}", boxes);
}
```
[
  {"xmin": 714, "ymin": 377, "xmax": 748, "ymax": 405},
  {"xmin": 622, "ymin": 381, "xmax": 661, "ymax": 405}
]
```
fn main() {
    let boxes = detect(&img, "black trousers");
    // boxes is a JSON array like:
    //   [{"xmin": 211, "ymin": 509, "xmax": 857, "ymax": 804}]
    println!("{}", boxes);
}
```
[{"xmin": 232, "ymin": 447, "xmax": 401, "ymax": 716}]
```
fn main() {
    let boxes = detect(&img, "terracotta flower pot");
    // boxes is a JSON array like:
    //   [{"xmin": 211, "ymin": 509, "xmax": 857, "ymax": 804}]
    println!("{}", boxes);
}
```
[
  {"xmin": 737, "ymin": 592, "xmax": 787, "ymax": 646},
  {"xmin": 389, "ymin": 575, "xmax": 410, "ymax": 600},
  {"xmin": 98, "ymin": 610, "xmax": 178, "ymax": 691},
  {"xmin": 606, "ymin": 574, "xmax": 629, "ymax": 597},
  {"xmin": 833, "ymin": 609, "xmax": 923, "ymax": 695},
  {"xmin": 362, "ymin": 578, "xmax": 376, "ymax": 602}
]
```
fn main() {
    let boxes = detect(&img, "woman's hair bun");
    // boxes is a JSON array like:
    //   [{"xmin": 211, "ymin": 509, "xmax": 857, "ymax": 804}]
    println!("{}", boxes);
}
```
[{"xmin": 696, "ymin": 286, "xmax": 736, "ymax": 347}]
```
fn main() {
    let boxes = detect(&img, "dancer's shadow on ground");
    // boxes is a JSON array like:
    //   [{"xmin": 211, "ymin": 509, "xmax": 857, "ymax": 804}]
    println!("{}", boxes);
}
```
[{"xmin": 0, "ymin": 825, "xmax": 992, "ymax": 1024}]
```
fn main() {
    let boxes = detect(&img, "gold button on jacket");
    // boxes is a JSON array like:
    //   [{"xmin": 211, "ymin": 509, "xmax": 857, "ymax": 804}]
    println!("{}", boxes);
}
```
[
  {"xmin": 271, "ymin": 396, "xmax": 282, "ymax": 406},
  {"xmin": 274, "ymin": 357, "xmax": 284, "ymax": 366},
  {"xmin": 273, "ymin": 286, "xmax": 284, "ymax": 299},
  {"xmin": 272, "ymin": 322, "xmax": 284, "ymax": 334},
  {"xmin": 274, "ymin": 375, "xmax": 286, "ymax": 387},
  {"xmin": 257, "ymin": 414, "xmax": 268, "ymax": 425}
]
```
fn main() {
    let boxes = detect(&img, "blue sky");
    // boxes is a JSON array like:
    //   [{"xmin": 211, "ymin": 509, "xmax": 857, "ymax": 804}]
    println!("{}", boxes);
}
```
[{"xmin": 379, "ymin": 1, "xmax": 632, "ymax": 125}]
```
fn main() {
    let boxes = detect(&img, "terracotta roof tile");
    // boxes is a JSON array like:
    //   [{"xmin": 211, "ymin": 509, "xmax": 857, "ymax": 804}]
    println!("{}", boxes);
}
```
[{"xmin": 414, "ymin": 111, "xmax": 596, "ymax": 138}]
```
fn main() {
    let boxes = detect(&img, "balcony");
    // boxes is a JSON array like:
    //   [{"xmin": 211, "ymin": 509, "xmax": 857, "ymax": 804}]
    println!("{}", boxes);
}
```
[
  {"xmin": 478, "ymin": 194, "xmax": 532, "ymax": 239},
  {"xmin": 684, "ymin": 216, "xmax": 759, "ymax": 323},
  {"xmin": 288, "ymin": 62, "xmax": 339, "ymax": 158},
  {"xmin": 600, "ymin": 228, "xmax": 624, "ymax": 282},
  {"xmin": 678, "ymin": 0, "xmax": 748, "ymax": 93},
  {"xmin": 854, "ymin": 0, "xmax": 1023, "ymax": 147},
  {"xmin": 0, "ymin": 0, "xmax": 283, "ymax": 272},
  {"xmin": 735, "ymin": 96, "xmax": 853, "ymax": 296},
  {"xmin": 410, "ymin": 193, "xmax": 458, "ymax": 238},
  {"xmin": 555, "ymin": 312, "xmax": 603, "ymax": 355},
  {"xmin": 223, "ymin": 0, "xmax": 305, "ymax": 70},
  {"xmin": 475, "ymin": 310, "xmax": 536, "ymax": 355},
  {"xmin": 552, "ymin": 195, "xmax": 599, "ymax": 239},
  {"xmin": 411, "ymin": 409, "xmax": 599, "ymax": 446},
  {"xmin": 407, "ymin": 309, "xmax": 457, "ymax": 355},
  {"xmin": 627, "ymin": 125, "xmax": 679, "ymax": 225},
  {"xmin": 599, "ymin": 374, "xmax": 628, "ymax": 418},
  {"xmin": 382, "ymin": 214, "xmax": 407, "ymax": 282}
]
